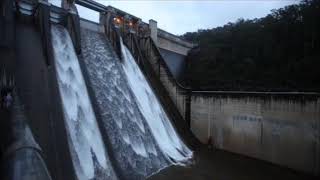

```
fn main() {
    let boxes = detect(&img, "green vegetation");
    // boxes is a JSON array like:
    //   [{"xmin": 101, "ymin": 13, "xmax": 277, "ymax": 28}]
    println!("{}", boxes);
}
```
[{"xmin": 183, "ymin": 0, "xmax": 320, "ymax": 92}]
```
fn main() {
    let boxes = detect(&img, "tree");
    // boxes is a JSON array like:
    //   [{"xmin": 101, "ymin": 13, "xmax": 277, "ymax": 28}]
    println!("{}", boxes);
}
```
[{"xmin": 182, "ymin": 0, "xmax": 320, "ymax": 92}]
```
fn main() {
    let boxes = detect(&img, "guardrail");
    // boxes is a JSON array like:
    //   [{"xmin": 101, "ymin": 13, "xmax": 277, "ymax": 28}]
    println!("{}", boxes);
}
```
[{"xmin": 137, "ymin": 36, "xmax": 191, "ymax": 124}]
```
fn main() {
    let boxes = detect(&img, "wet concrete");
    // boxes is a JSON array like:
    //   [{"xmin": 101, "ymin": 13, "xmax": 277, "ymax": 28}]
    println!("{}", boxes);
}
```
[
  {"xmin": 14, "ymin": 20, "xmax": 76, "ymax": 180},
  {"xmin": 149, "ymin": 147, "xmax": 318, "ymax": 180},
  {"xmin": 0, "ymin": 108, "xmax": 11, "ymax": 159}
]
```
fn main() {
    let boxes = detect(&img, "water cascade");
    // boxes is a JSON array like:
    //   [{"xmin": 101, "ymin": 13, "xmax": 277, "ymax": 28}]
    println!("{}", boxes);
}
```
[
  {"xmin": 120, "ymin": 40, "xmax": 192, "ymax": 164},
  {"xmin": 80, "ymin": 28, "xmax": 192, "ymax": 179},
  {"xmin": 51, "ymin": 25, "xmax": 118, "ymax": 180}
]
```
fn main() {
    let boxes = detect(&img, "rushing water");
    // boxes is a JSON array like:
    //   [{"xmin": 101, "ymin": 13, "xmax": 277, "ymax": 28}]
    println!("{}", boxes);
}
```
[
  {"xmin": 80, "ymin": 28, "xmax": 192, "ymax": 179},
  {"xmin": 120, "ymin": 41, "xmax": 192, "ymax": 164},
  {"xmin": 51, "ymin": 25, "xmax": 118, "ymax": 180}
]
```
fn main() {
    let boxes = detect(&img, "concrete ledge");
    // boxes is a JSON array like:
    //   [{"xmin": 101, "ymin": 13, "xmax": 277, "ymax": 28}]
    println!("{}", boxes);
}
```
[
  {"xmin": 158, "ymin": 29, "xmax": 194, "ymax": 48},
  {"xmin": 80, "ymin": 18, "xmax": 104, "ymax": 33},
  {"xmin": 158, "ymin": 37, "xmax": 191, "ymax": 56}
]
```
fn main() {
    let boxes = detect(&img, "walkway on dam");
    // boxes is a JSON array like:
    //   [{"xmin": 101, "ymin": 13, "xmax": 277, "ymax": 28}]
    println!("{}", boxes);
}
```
[{"xmin": 149, "ymin": 147, "xmax": 317, "ymax": 180}]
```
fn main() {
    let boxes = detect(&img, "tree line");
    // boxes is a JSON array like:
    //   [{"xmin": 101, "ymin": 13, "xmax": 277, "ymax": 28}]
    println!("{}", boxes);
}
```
[{"xmin": 182, "ymin": 0, "xmax": 320, "ymax": 92}]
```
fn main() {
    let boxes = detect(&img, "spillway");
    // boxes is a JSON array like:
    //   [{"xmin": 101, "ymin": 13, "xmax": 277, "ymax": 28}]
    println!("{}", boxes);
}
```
[
  {"xmin": 120, "ymin": 41, "xmax": 192, "ymax": 163},
  {"xmin": 80, "ymin": 28, "xmax": 192, "ymax": 179},
  {"xmin": 51, "ymin": 25, "xmax": 118, "ymax": 180}
]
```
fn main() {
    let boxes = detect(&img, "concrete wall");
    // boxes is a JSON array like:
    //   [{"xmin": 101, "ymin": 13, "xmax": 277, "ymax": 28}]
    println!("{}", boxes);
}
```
[
  {"xmin": 149, "ymin": 19, "xmax": 158, "ymax": 44},
  {"xmin": 159, "ymin": 48, "xmax": 186, "ymax": 81},
  {"xmin": 157, "ymin": 29, "xmax": 194, "ymax": 55},
  {"xmin": 0, "ymin": 0, "xmax": 15, "ymax": 74},
  {"xmin": 145, "ymin": 19, "xmax": 193, "ymax": 81},
  {"xmin": 146, "ymin": 19, "xmax": 194, "ymax": 56},
  {"xmin": 190, "ymin": 94, "xmax": 320, "ymax": 175},
  {"xmin": 157, "ymin": 37, "xmax": 190, "ymax": 81},
  {"xmin": 14, "ymin": 18, "xmax": 77, "ymax": 180},
  {"xmin": 157, "ymin": 36, "xmax": 191, "ymax": 56},
  {"xmin": 156, "ymin": 27, "xmax": 195, "ymax": 82},
  {"xmin": 80, "ymin": 18, "xmax": 104, "ymax": 33}
]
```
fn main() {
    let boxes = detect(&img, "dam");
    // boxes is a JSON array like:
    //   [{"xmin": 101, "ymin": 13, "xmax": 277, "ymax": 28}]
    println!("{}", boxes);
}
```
[{"xmin": 0, "ymin": 0, "xmax": 319, "ymax": 180}]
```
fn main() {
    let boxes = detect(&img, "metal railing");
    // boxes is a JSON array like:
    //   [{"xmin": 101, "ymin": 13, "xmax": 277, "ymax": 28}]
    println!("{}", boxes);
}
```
[
  {"xmin": 139, "ymin": 36, "xmax": 190, "ymax": 90},
  {"xmin": 137, "ymin": 36, "xmax": 191, "ymax": 121}
]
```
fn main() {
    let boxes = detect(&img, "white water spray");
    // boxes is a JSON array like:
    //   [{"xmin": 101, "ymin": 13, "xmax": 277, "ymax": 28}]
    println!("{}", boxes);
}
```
[
  {"xmin": 120, "ymin": 40, "xmax": 193, "ymax": 164},
  {"xmin": 51, "ymin": 25, "xmax": 117, "ymax": 180}
]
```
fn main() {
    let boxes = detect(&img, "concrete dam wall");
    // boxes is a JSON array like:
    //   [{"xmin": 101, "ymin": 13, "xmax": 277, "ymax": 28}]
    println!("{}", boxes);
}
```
[{"xmin": 190, "ymin": 94, "xmax": 320, "ymax": 174}]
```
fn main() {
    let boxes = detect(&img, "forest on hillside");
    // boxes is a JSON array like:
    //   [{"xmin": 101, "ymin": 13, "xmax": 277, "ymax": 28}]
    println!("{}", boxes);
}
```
[{"xmin": 182, "ymin": 0, "xmax": 320, "ymax": 92}]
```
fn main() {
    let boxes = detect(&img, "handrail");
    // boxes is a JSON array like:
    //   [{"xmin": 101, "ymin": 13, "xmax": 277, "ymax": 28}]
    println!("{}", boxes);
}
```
[{"xmin": 139, "ymin": 36, "xmax": 191, "ymax": 91}]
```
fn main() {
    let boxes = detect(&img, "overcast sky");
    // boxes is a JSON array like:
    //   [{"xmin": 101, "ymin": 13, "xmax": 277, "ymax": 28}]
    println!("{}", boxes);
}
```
[{"xmin": 49, "ymin": 0, "xmax": 299, "ymax": 35}]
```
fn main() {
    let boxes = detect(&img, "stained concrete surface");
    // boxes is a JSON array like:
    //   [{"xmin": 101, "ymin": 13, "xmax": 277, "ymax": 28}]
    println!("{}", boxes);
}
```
[
  {"xmin": 14, "ymin": 20, "xmax": 76, "ymax": 180},
  {"xmin": 149, "ymin": 147, "xmax": 318, "ymax": 180},
  {"xmin": 0, "ymin": 108, "xmax": 11, "ymax": 158},
  {"xmin": 189, "ymin": 96, "xmax": 320, "ymax": 174}
]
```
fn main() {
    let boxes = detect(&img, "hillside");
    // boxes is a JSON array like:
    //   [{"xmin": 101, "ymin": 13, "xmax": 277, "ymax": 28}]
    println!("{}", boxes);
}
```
[{"xmin": 182, "ymin": 0, "xmax": 320, "ymax": 92}]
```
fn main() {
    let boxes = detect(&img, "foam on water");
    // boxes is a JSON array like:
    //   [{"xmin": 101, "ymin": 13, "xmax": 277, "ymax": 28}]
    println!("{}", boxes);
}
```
[
  {"xmin": 51, "ymin": 25, "xmax": 117, "ymax": 180},
  {"xmin": 80, "ymin": 28, "xmax": 169, "ymax": 179},
  {"xmin": 79, "ymin": 28, "xmax": 193, "ymax": 178}
]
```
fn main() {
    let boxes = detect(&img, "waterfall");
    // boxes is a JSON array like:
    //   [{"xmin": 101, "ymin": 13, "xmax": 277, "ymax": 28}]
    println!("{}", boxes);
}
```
[
  {"xmin": 80, "ymin": 28, "xmax": 168, "ymax": 179},
  {"xmin": 51, "ymin": 25, "xmax": 117, "ymax": 180},
  {"xmin": 66, "ymin": 27, "xmax": 192, "ymax": 179},
  {"xmin": 120, "ymin": 40, "xmax": 192, "ymax": 164}
]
